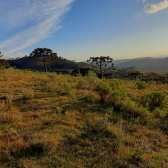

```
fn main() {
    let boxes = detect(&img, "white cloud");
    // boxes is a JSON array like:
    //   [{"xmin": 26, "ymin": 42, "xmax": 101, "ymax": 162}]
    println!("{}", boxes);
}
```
[
  {"xmin": 0, "ymin": 0, "xmax": 74, "ymax": 55},
  {"xmin": 68, "ymin": 55, "xmax": 88, "ymax": 62},
  {"xmin": 0, "ymin": 0, "xmax": 74, "ymax": 28},
  {"xmin": 144, "ymin": 0, "xmax": 168, "ymax": 13},
  {"xmin": 5, "ymin": 52, "xmax": 28, "ymax": 59},
  {"xmin": 143, "ymin": 0, "xmax": 146, "ymax": 3}
]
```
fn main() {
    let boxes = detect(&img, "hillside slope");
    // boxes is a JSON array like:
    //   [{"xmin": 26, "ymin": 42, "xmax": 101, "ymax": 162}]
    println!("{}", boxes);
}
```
[
  {"xmin": 0, "ymin": 68, "xmax": 168, "ymax": 167},
  {"xmin": 8, "ymin": 57, "xmax": 90, "ymax": 73}
]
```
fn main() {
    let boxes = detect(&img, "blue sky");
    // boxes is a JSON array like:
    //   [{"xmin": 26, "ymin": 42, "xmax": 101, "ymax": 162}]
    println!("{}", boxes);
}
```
[{"xmin": 0, "ymin": 0, "xmax": 168, "ymax": 61}]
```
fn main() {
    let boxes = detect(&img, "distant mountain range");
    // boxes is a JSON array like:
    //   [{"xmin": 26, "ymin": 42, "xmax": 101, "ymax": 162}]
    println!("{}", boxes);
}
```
[
  {"xmin": 84, "ymin": 55, "xmax": 168, "ymax": 70},
  {"xmin": 114, "ymin": 56, "xmax": 168, "ymax": 70},
  {"xmin": 7, "ymin": 55, "xmax": 168, "ymax": 71}
]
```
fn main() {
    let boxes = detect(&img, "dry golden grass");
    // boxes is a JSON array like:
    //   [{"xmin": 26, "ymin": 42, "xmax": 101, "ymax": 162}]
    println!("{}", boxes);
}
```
[{"xmin": 0, "ymin": 67, "xmax": 168, "ymax": 167}]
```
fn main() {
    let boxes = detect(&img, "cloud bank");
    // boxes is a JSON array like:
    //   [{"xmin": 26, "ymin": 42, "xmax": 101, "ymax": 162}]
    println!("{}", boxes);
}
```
[
  {"xmin": 0, "ymin": 0, "xmax": 74, "ymax": 54},
  {"xmin": 144, "ymin": 0, "xmax": 168, "ymax": 13}
]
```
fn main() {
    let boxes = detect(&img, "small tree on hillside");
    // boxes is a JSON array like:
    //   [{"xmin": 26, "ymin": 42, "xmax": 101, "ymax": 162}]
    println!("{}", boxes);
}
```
[
  {"xmin": 87, "ymin": 56, "xmax": 115, "ymax": 79},
  {"xmin": 73, "ymin": 61, "xmax": 91, "ymax": 75},
  {"xmin": 0, "ymin": 52, "xmax": 4, "ymax": 58},
  {"xmin": 127, "ymin": 72, "xmax": 144, "ymax": 81},
  {"xmin": 0, "ymin": 52, "xmax": 10, "ymax": 68},
  {"xmin": 30, "ymin": 48, "xmax": 61, "ymax": 72}
]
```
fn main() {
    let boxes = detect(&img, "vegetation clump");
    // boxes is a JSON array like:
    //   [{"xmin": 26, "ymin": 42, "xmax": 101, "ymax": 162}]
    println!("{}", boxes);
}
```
[
  {"xmin": 141, "ymin": 91, "xmax": 166, "ymax": 110},
  {"xmin": 135, "ymin": 81, "xmax": 148, "ymax": 89}
]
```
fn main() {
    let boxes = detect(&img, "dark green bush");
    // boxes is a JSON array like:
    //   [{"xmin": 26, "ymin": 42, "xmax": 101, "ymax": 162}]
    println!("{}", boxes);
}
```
[
  {"xmin": 141, "ymin": 91, "xmax": 167, "ymax": 110},
  {"xmin": 111, "ymin": 89, "xmax": 127, "ymax": 101},
  {"xmin": 135, "ymin": 81, "xmax": 148, "ymax": 90},
  {"xmin": 120, "ymin": 101, "xmax": 150, "ymax": 120},
  {"xmin": 108, "ymin": 79, "xmax": 123, "ymax": 90},
  {"xmin": 148, "ymin": 81, "xmax": 156, "ymax": 85}
]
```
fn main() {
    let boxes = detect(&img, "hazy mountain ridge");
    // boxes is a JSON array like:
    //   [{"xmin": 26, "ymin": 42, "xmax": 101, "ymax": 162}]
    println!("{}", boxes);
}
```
[
  {"xmin": 85, "ymin": 55, "xmax": 168, "ymax": 69},
  {"xmin": 115, "ymin": 57, "xmax": 168, "ymax": 70},
  {"xmin": 7, "ymin": 55, "xmax": 168, "ymax": 71}
]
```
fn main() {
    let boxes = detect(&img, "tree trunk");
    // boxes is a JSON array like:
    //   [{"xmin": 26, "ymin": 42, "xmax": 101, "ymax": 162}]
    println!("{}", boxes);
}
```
[
  {"xmin": 78, "ymin": 66, "xmax": 80, "ymax": 75},
  {"xmin": 100, "ymin": 60, "xmax": 103, "ymax": 79},
  {"xmin": 44, "ymin": 58, "xmax": 47, "ymax": 72}
]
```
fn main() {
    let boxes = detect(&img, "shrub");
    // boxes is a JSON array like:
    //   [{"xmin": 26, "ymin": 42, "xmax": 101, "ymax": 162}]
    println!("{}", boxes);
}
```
[
  {"xmin": 111, "ymin": 89, "xmax": 127, "ymax": 102},
  {"xmin": 84, "ymin": 113, "xmax": 110, "ymax": 134},
  {"xmin": 106, "ymin": 107, "xmax": 114, "ymax": 116},
  {"xmin": 141, "ymin": 91, "xmax": 166, "ymax": 110},
  {"xmin": 87, "ymin": 70, "xmax": 98, "ymax": 79},
  {"xmin": 120, "ymin": 100, "xmax": 150, "ymax": 119},
  {"xmin": 153, "ymin": 107, "xmax": 167, "ymax": 118},
  {"xmin": 95, "ymin": 84, "xmax": 111, "ymax": 103},
  {"xmin": 104, "ymin": 89, "xmax": 128, "ymax": 106},
  {"xmin": 148, "ymin": 81, "xmax": 156, "ymax": 85},
  {"xmin": 135, "ymin": 81, "xmax": 148, "ymax": 90},
  {"xmin": 76, "ymin": 79, "xmax": 88, "ymax": 89},
  {"xmin": 62, "ymin": 82, "xmax": 72, "ymax": 92},
  {"xmin": 86, "ymin": 71, "xmax": 99, "ymax": 88},
  {"xmin": 108, "ymin": 79, "xmax": 123, "ymax": 90}
]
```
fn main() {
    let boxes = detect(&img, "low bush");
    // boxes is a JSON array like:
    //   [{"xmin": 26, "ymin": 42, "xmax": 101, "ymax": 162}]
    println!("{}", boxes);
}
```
[
  {"xmin": 103, "ymin": 89, "xmax": 128, "ymax": 106},
  {"xmin": 95, "ymin": 84, "xmax": 111, "ymax": 103},
  {"xmin": 84, "ymin": 113, "xmax": 110, "ymax": 134},
  {"xmin": 111, "ymin": 89, "xmax": 127, "ymax": 102},
  {"xmin": 120, "ymin": 101, "xmax": 150, "ymax": 119},
  {"xmin": 135, "ymin": 81, "xmax": 148, "ymax": 90},
  {"xmin": 140, "ymin": 91, "xmax": 166, "ymax": 110},
  {"xmin": 76, "ymin": 78, "xmax": 88, "ymax": 89},
  {"xmin": 87, "ymin": 70, "xmax": 98, "ymax": 79},
  {"xmin": 108, "ymin": 79, "xmax": 123, "ymax": 90},
  {"xmin": 148, "ymin": 81, "xmax": 156, "ymax": 85},
  {"xmin": 153, "ymin": 107, "xmax": 167, "ymax": 118}
]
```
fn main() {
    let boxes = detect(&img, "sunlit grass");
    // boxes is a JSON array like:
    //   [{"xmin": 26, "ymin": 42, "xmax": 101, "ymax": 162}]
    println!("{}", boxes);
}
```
[{"xmin": 0, "ymin": 68, "xmax": 168, "ymax": 167}]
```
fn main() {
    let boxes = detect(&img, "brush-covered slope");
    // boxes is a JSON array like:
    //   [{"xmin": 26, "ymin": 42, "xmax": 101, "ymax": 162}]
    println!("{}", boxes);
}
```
[
  {"xmin": 8, "ymin": 57, "xmax": 89, "ymax": 72},
  {"xmin": 0, "ymin": 68, "xmax": 168, "ymax": 167}
]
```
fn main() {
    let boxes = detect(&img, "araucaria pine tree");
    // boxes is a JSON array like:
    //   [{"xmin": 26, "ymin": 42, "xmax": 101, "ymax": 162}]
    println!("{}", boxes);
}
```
[
  {"xmin": 30, "ymin": 48, "xmax": 60, "ymax": 72},
  {"xmin": 87, "ymin": 56, "xmax": 115, "ymax": 79}
]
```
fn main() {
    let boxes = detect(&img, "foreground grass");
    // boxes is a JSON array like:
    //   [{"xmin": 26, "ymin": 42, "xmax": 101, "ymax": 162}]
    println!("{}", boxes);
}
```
[{"xmin": 0, "ymin": 68, "xmax": 168, "ymax": 168}]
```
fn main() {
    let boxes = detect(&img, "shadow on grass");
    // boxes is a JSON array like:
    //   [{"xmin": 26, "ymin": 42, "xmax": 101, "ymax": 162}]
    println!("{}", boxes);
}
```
[{"xmin": 11, "ymin": 143, "xmax": 44, "ymax": 159}]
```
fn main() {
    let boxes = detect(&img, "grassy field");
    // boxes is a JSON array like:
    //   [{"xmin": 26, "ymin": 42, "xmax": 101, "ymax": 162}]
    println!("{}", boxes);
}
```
[{"xmin": 0, "ymin": 68, "xmax": 168, "ymax": 168}]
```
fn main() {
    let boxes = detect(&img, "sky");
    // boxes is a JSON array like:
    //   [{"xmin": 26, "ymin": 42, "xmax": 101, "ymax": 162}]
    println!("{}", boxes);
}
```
[{"xmin": 0, "ymin": 0, "xmax": 168, "ymax": 61}]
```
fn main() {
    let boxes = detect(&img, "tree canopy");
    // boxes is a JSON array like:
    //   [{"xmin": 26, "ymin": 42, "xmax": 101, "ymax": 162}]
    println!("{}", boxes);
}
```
[
  {"xmin": 30, "ymin": 48, "xmax": 60, "ymax": 72},
  {"xmin": 87, "ymin": 56, "xmax": 115, "ymax": 79}
]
